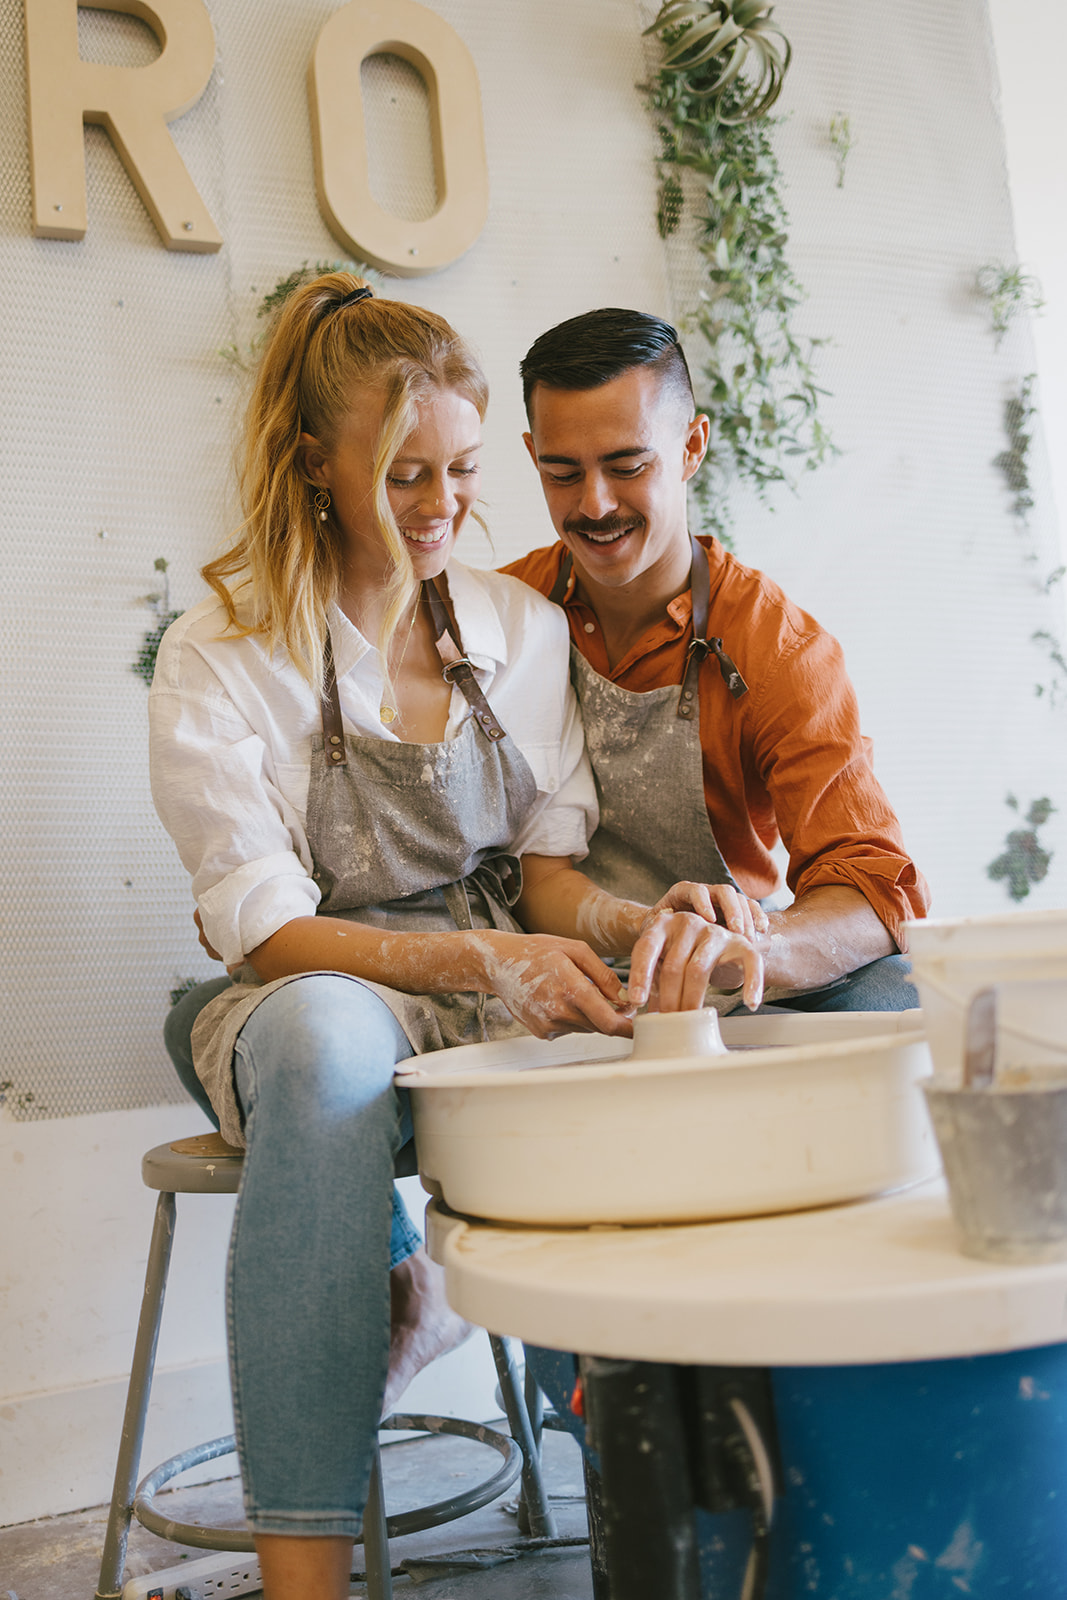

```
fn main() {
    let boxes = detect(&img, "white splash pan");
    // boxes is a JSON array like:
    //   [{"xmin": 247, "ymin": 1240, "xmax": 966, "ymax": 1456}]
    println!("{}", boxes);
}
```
[{"xmin": 402, "ymin": 1010, "xmax": 938, "ymax": 1226}]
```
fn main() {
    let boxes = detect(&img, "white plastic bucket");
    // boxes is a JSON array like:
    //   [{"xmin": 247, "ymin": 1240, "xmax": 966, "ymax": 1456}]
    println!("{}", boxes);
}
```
[{"xmin": 904, "ymin": 909, "xmax": 1067, "ymax": 1084}]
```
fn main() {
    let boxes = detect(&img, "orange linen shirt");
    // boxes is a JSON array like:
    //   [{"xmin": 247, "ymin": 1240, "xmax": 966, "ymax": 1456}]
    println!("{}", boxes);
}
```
[{"xmin": 501, "ymin": 537, "xmax": 929, "ymax": 947}]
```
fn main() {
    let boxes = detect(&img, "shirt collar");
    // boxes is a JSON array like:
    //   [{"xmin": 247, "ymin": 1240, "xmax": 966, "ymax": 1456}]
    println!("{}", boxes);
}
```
[
  {"xmin": 439, "ymin": 560, "xmax": 508, "ymax": 670},
  {"xmin": 326, "ymin": 560, "xmax": 508, "ymax": 683}
]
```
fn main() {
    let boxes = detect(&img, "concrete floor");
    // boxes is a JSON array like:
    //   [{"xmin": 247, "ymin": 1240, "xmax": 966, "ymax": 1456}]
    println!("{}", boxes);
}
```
[{"xmin": 0, "ymin": 1426, "xmax": 593, "ymax": 1600}]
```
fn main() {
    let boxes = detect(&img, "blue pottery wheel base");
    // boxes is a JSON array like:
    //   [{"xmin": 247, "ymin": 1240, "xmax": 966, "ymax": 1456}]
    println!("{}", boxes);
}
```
[
  {"xmin": 701, "ymin": 1343, "xmax": 1067, "ymax": 1597},
  {"xmin": 529, "ymin": 1341, "xmax": 1067, "ymax": 1597}
]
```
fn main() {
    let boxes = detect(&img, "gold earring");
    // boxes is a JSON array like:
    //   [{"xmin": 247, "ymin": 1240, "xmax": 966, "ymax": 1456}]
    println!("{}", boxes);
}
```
[{"xmin": 314, "ymin": 489, "xmax": 331, "ymax": 522}]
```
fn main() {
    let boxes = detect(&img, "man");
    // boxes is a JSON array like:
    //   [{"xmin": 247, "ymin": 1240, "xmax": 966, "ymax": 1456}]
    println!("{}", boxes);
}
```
[{"xmin": 503, "ymin": 307, "xmax": 928, "ymax": 1009}]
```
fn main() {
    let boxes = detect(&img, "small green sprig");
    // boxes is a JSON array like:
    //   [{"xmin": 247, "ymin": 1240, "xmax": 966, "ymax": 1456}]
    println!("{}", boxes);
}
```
[
  {"xmin": 219, "ymin": 260, "xmax": 384, "ymax": 370},
  {"xmin": 828, "ymin": 112, "xmax": 853, "ymax": 188},
  {"xmin": 133, "ymin": 558, "xmax": 182, "ymax": 687}
]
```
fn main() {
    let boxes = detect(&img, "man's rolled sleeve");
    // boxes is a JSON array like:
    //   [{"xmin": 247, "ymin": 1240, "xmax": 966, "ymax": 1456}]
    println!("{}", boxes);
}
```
[{"xmin": 752, "ymin": 629, "xmax": 930, "ymax": 947}]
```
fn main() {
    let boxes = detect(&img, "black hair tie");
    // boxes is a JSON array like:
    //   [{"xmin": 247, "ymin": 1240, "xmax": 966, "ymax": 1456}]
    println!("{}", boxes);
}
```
[{"xmin": 331, "ymin": 285, "xmax": 373, "ymax": 312}]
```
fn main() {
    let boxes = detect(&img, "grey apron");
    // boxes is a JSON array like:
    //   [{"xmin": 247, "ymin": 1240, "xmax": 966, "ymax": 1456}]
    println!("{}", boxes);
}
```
[
  {"xmin": 550, "ymin": 537, "xmax": 752, "ymax": 1010},
  {"xmin": 192, "ymin": 578, "xmax": 537, "ymax": 1147},
  {"xmin": 551, "ymin": 535, "xmax": 747, "ymax": 907}
]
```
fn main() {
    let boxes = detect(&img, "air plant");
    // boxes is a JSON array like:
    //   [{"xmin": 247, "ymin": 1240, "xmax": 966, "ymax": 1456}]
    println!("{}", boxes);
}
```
[
  {"xmin": 976, "ymin": 261, "xmax": 1044, "ymax": 348},
  {"xmin": 643, "ymin": 0, "xmax": 791, "ymax": 124}
]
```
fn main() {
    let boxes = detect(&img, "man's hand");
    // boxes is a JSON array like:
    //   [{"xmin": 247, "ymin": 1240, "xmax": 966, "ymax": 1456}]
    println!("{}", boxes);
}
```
[
  {"xmin": 650, "ymin": 881, "xmax": 769, "ymax": 944},
  {"xmin": 628, "ymin": 909, "xmax": 764, "ymax": 1013}
]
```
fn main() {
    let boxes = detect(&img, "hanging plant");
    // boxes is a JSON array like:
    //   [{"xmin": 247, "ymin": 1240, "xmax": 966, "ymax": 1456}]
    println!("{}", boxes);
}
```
[{"xmin": 641, "ymin": 2, "xmax": 835, "ymax": 541}]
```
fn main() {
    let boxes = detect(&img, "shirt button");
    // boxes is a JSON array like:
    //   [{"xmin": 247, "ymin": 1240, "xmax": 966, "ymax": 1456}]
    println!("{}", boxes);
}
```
[{"xmin": 584, "ymin": 622, "xmax": 595, "ymax": 634}]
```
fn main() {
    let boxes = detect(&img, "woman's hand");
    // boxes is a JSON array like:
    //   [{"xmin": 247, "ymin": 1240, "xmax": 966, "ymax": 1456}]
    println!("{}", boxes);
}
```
[
  {"xmin": 649, "ymin": 881, "xmax": 769, "ymax": 944},
  {"xmin": 467, "ymin": 930, "xmax": 634, "ymax": 1040},
  {"xmin": 628, "ymin": 908, "xmax": 764, "ymax": 1014}
]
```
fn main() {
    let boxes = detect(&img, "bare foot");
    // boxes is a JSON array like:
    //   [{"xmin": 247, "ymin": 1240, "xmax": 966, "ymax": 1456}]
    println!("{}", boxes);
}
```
[{"xmin": 383, "ymin": 1246, "xmax": 475, "ymax": 1417}]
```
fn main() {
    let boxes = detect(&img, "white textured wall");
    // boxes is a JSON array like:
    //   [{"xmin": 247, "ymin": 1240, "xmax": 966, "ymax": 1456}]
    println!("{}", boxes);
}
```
[
  {"xmin": 0, "ymin": 0, "xmax": 668, "ymax": 1525},
  {"xmin": 1, "ymin": 0, "xmax": 1064, "ymax": 1527}
]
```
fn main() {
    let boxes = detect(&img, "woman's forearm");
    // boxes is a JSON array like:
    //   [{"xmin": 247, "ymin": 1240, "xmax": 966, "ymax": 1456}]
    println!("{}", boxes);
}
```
[
  {"xmin": 514, "ymin": 856, "xmax": 646, "ymax": 954},
  {"xmin": 248, "ymin": 916, "xmax": 498, "ymax": 993}
]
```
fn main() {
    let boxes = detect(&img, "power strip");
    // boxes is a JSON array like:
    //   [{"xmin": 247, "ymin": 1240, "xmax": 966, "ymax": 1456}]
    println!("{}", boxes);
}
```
[{"xmin": 121, "ymin": 1550, "xmax": 261, "ymax": 1600}]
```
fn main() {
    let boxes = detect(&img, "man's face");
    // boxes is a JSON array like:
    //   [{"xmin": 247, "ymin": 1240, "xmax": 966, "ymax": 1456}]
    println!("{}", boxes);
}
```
[{"xmin": 523, "ymin": 365, "xmax": 709, "ymax": 593}]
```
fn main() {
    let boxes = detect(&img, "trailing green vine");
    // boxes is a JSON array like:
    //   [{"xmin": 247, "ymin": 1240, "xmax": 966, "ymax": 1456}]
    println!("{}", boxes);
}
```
[
  {"xmin": 641, "ymin": 1, "xmax": 835, "ymax": 541},
  {"xmin": 987, "ymin": 795, "xmax": 1055, "ymax": 902},
  {"xmin": 993, "ymin": 375, "xmax": 1036, "ymax": 530}
]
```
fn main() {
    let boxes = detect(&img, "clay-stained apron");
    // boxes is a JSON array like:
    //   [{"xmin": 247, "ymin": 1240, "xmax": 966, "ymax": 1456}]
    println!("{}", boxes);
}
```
[{"xmin": 191, "ymin": 578, "xmax": 537, "ymax": 1147}]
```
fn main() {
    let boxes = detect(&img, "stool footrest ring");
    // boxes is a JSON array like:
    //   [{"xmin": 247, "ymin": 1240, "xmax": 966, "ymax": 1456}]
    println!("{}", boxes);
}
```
[{"xmin": 133, "ymin": 1415, "xmax": 522, "ymax": 1551}]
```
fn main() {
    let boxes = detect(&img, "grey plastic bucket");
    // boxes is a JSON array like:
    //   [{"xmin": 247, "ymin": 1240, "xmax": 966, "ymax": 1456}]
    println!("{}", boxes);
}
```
[{"xmin": 924, "ymin": 1079, "xmax": 1067, "ymax": 1262}]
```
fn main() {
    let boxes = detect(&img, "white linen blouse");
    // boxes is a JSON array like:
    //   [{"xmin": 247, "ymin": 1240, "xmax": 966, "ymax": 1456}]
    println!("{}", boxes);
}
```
[{"xmin": 149, "ymin": 561, "xmax": 597, "ymax": 970}]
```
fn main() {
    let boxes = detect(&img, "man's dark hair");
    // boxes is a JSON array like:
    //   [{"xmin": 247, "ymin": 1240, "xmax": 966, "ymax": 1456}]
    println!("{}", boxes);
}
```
[{"xmin": 520, "ymin": 308, "xmax": 695, "ymax": 419}]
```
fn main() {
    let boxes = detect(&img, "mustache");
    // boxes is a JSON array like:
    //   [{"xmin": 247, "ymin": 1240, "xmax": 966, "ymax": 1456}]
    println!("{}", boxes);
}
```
[{"xmin": 563, "ymin": 514, "xmax": 642, "ymax": 538}]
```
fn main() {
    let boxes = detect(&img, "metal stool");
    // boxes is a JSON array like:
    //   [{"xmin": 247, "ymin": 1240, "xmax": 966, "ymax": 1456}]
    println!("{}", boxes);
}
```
[{"xmin": 94, "ymin": 1134, "xmax": 554, "ymax": 1600}]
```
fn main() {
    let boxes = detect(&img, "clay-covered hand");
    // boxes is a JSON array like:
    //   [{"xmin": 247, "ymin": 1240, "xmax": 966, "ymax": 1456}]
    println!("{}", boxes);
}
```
[
  {"xmin": 650, "ymin": 881, "xmax": 769, "ymax": 944},
  {"xmin": 628, "ymin": 909, "xmax": 764, "ymax": 1014},
  {"xmin": 470, "ymin": 930, "xmax": 635, "ymax": 1040}
]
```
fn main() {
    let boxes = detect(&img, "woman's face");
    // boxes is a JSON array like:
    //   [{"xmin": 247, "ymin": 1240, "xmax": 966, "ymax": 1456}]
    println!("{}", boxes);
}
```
[{"xmin": 309, "ymin": 385, "xmax": 483, "ymax": 588}]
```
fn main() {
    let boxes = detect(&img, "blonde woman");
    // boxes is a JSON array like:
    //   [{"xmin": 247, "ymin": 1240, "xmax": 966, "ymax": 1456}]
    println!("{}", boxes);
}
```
[{"xmin": 149, "ymin": 274, "xmax": 762, "ymax": 1599}]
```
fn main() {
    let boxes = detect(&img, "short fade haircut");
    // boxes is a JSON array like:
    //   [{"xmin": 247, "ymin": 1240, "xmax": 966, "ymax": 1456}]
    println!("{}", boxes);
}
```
[{"xmin": 520, "ymin": 307, "xmax": 695, "ymax": 420}]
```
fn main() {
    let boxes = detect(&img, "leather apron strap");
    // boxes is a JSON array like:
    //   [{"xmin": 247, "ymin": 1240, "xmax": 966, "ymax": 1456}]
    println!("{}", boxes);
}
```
[
  {"xmin": 678, "ymin": 535, "xmax": 748, "ymax": 721},
  {"xmin": 547, "ymin": 541, "xmax": 749, "ymax": 718},
  {"xmin": 319, "ymin": 579, "xmax": 510, "ymax": 764}
]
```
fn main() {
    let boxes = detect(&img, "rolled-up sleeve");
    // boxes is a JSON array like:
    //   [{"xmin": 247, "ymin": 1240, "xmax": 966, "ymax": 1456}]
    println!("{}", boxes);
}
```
[
  {"xmin": 149, "ymin": 632, "xmax": 320, "ymax": 968},
  {"xmin": 749, "ymin": 628, "xmax": 929, "ymax": 948}
]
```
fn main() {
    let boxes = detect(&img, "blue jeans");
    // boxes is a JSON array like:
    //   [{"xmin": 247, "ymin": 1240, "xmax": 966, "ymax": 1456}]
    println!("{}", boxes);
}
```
[
  {"xmin": 228, "ymin": 975, "xmax": 417, "ymax": 1537},
  {"xmin": 164, "ymin": 975, "xmax": 423, "ymax": 1274}
]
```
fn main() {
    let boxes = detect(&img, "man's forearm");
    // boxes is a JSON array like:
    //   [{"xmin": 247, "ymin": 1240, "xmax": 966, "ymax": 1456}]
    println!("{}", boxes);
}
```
[{"xmin": 756, "ymin": 885, "xmax": 896, "ymax": 994}]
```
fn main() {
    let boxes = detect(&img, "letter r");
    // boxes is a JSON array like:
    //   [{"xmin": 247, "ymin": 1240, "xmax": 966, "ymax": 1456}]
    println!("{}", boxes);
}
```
[{"xmin": 25, "ymin": 0, "xmax": 221, "ymax": 251}]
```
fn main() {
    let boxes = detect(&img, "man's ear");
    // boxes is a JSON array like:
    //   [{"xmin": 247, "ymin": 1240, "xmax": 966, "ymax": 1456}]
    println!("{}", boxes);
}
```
[
  {"xmin": 522, "ymin": 431, "xmax": 538, "ymax": 469},
  {"xmin": 682, "ymin": 413, "xmax": 711, "ymax": 483},
  {"xmin": 297, "ymin": 431, "xmax": 331, "ymax": 487}
]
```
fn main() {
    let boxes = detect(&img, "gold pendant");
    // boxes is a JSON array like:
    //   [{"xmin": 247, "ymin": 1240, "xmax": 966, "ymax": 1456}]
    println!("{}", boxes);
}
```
[{"xmin": 380, "ymin": 705, "xmax": 397, "ymax": 724}]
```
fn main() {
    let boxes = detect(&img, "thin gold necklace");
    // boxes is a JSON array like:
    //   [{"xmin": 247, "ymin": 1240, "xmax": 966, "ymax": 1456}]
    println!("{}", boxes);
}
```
[{"xmin": 379, "ymin": 586, "xmax": 423, "ymax": 725}]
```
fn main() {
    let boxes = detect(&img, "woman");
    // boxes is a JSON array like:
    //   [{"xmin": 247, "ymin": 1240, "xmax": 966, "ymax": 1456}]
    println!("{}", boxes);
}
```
[{"xmin": 149, "ymin": 273, "xmax": 763, "ymax": 1599}]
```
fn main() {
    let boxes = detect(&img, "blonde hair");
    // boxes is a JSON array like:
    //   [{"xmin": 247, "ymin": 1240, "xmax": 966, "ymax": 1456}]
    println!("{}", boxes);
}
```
[{"xmin": 203, "ymin": 272, "xmax": 489, "ymax": 689}]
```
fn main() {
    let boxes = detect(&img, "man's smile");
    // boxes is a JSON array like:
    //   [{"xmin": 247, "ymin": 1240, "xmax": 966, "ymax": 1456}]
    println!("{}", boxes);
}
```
[{"xmin": 564, "ymin": 516, "xmax": 643, "ymax": 545}]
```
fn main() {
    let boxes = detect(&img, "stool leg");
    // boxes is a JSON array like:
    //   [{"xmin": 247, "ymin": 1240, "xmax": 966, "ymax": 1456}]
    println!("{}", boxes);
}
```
[
  {"xmin": 489, "ymin": 1335, "xmax": 557, "ymax": 1539},
  {"xmin": 362, "ymin": 1442, "xmax": 393, "ymax": 1600},
  {"xmin": 94, "ymin": 1191, "xmax": 177, "ymax": 1600}
]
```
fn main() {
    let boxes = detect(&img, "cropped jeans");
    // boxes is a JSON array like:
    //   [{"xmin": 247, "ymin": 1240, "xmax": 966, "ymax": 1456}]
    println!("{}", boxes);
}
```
[{"xmin": 226, "ymin": 975, "xmax": 418, "ymax": 1538}]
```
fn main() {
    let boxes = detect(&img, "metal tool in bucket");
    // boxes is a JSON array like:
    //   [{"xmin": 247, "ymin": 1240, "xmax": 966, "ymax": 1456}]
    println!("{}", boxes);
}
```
[{"xmin": 924, "ymin": 985, "xmax": 1067, "ymax": 1262}]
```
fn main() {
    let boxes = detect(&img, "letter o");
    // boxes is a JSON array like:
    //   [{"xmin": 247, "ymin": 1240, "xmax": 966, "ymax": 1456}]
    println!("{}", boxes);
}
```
[{"xmin": 309, "ymin": 0, "xmax": 489, "ymax": 278}]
